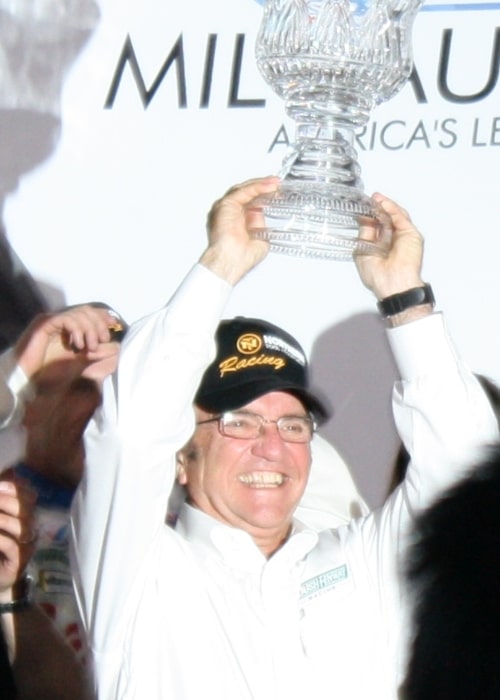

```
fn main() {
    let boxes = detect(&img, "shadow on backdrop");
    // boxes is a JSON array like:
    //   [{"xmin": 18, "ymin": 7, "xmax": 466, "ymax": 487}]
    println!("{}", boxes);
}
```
[
  {"xmin": 0, "ymin": 5, "xmax": 101, "ymax": 695},
  {"xmin": 310, "ymin": 311, "xmax": 400, "ymax": 509},
  {"xmin": 0, "ymin": 0, "xmax": 101, "ymax": 350}
]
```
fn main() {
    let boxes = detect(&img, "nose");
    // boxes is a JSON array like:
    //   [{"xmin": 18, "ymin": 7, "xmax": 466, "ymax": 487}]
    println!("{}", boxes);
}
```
[{"xmin": 251, "ymin": 421, "xmax": 286, "ymax": 459}]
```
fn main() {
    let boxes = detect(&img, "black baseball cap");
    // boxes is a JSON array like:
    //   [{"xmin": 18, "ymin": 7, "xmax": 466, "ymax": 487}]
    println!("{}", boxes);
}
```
[{"xmin": 195, "ymin": 317, "xmax": 329, "ymax": 423}]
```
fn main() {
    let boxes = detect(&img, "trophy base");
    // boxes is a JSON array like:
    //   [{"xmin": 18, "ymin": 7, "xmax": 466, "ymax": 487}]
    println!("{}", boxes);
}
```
[{"xmin": 247, "ymin": 183, "xmax": 392, "ymax": 261}]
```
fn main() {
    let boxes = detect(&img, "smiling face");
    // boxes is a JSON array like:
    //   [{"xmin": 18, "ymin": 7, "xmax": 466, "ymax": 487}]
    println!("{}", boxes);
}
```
[{"xmin": 176, "ymin": 391, "xmax": 312, "ymax": 556}]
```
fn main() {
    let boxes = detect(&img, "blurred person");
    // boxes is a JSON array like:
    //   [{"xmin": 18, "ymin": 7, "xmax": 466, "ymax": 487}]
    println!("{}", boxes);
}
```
[
  {"xmin": 0, "ymin": 476, "xmax": 36, "ymax": 700},
  {"xmin": 476, "ymin": 374, "xmax": 500, "ymax": 424},
  {"xmin": 401, "ymin": 441, "xmax": 500, "ymax": 700},
  {"xmin": 11, "ymin": 303, "xmax": 127, "ymax": 664},
  {"xmin": 71, "ymin": 177, "xmax": 498, "ymax": 699},
  {"xmin": 0, "ymin": 473, "xmax": 94, "ymax": 700},
  {"xmin": 0, "ymin": 303, "xmax": 126, "ymax": 699},
  {"xmin": 0, "ymin": 301, "xmax": 124, "ymax": 472}
]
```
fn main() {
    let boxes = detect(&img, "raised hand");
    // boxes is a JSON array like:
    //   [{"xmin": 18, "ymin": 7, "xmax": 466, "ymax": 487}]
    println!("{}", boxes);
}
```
[
  {"xmin": 199, "ymin": 176, "xmax": 280, "ymax": 285},
  {"xmin": 355, "ymin": 193, "xmax": 425, "ymax": 301}
]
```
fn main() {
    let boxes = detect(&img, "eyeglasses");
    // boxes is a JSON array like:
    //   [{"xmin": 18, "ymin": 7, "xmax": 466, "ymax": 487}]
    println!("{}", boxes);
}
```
[{"xmin": 196, "ymin": 410, "xmax": 316, "ymax": 443}]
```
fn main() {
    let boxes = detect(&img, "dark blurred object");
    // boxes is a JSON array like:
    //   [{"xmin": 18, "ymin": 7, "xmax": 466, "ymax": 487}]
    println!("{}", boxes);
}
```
[
  {"xmin": 402, "ymin": 442, "xmax": 500, "ymax": 700},
  {"xmin": 0, "ymin": 623, "xmax": 16, "ymax": 700},
  {"xmin": 476, "ymin": 374, "xmax": 500, "ymax": 425},
  {"xmin": 0, "ymin": 229, "xmax": 48, "ymax": 352}
]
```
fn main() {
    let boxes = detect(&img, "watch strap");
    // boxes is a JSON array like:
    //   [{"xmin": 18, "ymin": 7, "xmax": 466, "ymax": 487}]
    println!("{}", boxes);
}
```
[
  {"xmin": 377, "ymin": 284, "xmax": 435, "ymax": 318},
  {"xmin": 0, "ymin": 575, "xmax": 33, "ymax": 614}
]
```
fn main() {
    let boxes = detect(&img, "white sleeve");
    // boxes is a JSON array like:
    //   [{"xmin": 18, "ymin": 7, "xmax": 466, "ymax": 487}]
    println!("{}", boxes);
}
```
[
  {"xmin": 0, "ymin": 349, "xmax": 32, "ymax": 429},
  {"xmin": 387, "ymin": 312, "xmax": 499, "ymax": 510},
  {"xmin": 351, "ymin": 310, "xmax": 498, "ymax": 573},
  {"xmin": 70, "ymin": 264, "xmax": 232, "ymax": 653},
  {"xmin": 345, "ymin": 312, "xmax": 499, "ymax": 681}
]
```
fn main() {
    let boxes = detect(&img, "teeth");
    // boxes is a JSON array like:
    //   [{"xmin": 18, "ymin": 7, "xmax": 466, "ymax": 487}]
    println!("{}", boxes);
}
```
[{"xmin": 238, "ymin": 472, "xmax": 285, "ymax": 486}]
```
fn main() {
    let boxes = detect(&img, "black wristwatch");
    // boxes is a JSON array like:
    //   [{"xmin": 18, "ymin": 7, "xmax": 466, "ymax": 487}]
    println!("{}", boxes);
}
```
[
  {"xmin": 377, "ymin": 284, "xmax": 435, "ymax": 318},
  {"xmin": 0, "ymin": 575, "xmax": 34, "ymax": 614}
]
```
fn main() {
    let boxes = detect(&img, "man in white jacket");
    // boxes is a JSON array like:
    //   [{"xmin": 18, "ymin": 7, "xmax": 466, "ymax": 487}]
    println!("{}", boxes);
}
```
[{"xmin": 71, "ymin": 177, "xmax": 498, "ymax": 699}]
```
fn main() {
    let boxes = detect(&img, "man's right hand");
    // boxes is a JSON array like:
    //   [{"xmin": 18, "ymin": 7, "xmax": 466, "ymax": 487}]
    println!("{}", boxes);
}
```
[{"xmin": 199, "ymin": 176, "xmax": 280, "ymax": 286}]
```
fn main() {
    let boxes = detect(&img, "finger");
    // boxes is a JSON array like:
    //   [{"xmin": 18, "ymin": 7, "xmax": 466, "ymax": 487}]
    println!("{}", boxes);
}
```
[
  {"xmin": 357, "ymin": 214, "xmax": 383, "ymax": 244},
  {"xmin": 223, "ymin": 175, "xmax": 280, "ymax": 197},
  {"xmin": 0, "ymin": 513, "xmax": 38, "ymax": 560},
  {"xmin": 0, "ymin": 511, "xmax": 36, "ymax": 545},
  {"xmin": 0, "ymin": 480, "xmax": 37, "ymax": 544},
  {"xmin": 55, "ymin": 307, "xmax": 117, "ymax": 351},
  {"xmin": 0, "ymin": 479, "xmax": 37, "ymax": 513},
  {"xmin": 0, "ymin": 531, "xmax": 34, "ymax": 591},
  {"xmin": 87, "ymin": 303, "xmax": 128, "ymax": 343},
  {"xmin": 223, "ymin": 176, "xmax": 280, "ymax": 206},
  {"xmin": 0, "ymin": 532, "xmax": 21, "ymax": 580},
  {"xmin": 371, "ymin": 193, "xmax": 413, "ymax": 232},
  {"xmin": 208, "ymin": 176, "xmax": 280, "ymax": 227},
  {"xmin": 17, "ymin": 527, "xmax": 39, "ymax": 545}
]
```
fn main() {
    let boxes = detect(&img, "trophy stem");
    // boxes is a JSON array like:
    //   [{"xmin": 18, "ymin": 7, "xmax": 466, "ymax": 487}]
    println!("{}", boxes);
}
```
[
  {"xmin": 247, "ymin": 118, "xmax": 392, "ymax": 260},
  {"xmin": 283, "ymin": 120, "xmax": 363, "ymax": 189}
]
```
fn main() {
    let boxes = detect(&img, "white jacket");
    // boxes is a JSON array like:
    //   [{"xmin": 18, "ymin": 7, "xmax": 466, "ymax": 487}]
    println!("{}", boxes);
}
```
[{"xmin": 71, "ymin": 264, "xmax": 498, "ymax": 699}]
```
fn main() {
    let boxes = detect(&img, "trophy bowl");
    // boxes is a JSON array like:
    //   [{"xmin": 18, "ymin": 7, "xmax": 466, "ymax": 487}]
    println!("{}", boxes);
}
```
[{"xmin": 247, "ymin": 0, "xmax": 424, "ymax": 260}]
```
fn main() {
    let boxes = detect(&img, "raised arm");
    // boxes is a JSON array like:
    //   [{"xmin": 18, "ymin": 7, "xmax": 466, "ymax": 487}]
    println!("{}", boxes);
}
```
[
  {"xmin": 0, "ymin": 304, "xmax": 123, "ymax": 430},
  {"xmin": 199, "ymin": 176, "xmax": 278, "ymax": 283},
  {"xmin": 71, "ymin": 177, "xmax": 279, "ymax": 665},
  {"xmin": 357, "ymin": 194, "xmax": 498, "ymax": 506}
]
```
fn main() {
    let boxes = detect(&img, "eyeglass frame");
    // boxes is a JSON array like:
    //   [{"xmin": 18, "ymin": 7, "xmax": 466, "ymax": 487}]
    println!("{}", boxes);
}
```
[{"xmin": 196, "ymin": 410, "xmax": 317, "ymax": 443}]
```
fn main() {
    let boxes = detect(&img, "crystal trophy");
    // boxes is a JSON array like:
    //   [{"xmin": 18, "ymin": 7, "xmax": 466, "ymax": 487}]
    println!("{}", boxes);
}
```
[{"xmin": 247, "ymin": 0, "xmax": 423, "ymax": 260}]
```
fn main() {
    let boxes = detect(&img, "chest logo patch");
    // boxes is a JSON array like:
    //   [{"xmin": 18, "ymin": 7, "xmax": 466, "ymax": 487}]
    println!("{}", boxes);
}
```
[{"xmin": 299, "ymin": 564, "xmax": 348, "ymax": 600}]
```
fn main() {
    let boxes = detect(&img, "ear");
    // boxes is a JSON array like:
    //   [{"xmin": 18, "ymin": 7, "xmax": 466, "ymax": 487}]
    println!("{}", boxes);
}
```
[{"xmin": 176, "ymin": 450, "xmax": 188, "ymax": 485}]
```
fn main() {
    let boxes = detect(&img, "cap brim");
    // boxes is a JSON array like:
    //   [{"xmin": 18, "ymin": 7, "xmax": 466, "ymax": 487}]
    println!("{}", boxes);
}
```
[{"xmin": 196, "ymin": 377, "xmax": 330, "ymax": 424}]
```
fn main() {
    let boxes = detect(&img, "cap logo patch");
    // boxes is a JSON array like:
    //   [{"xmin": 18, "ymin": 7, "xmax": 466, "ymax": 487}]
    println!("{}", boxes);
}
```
[
  {"xmin": 236, "ymin": 333, "xmax": 262, "ymax": 354},
  {"xmin": 263, "ymin": 334, "xmax": 306, "ymax": 366}
]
